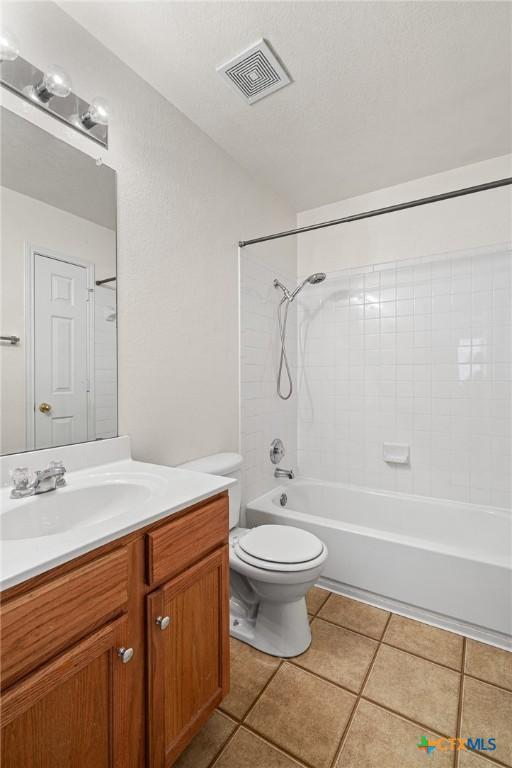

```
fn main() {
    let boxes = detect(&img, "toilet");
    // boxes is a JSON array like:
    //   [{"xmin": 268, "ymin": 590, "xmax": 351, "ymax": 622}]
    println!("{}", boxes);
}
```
[{"xmin": 178, "ymin": 453, "xmax": 327, "ymax": 657}]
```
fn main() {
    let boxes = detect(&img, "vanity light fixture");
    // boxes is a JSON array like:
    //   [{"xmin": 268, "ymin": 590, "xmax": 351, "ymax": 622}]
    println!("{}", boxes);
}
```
[
  {"xmin": 30, "ymin": 65, "xmax": 72, "ymax": 104},
  {"xmin": 0, "ymin": 28, "xmax": 19, "ymax": 62},
  {"xmin": 80, "ymin": 97, "xmax": 109, "ymax": 129},
  {"xmin": 0, "ymin": 33, "xmax": 108, "ymax": 148}
]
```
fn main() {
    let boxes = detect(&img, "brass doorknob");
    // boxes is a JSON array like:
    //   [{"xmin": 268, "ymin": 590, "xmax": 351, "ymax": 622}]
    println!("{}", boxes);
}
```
[{"xmin": 39, "ymin": 402, "xmax": 52, "ymax": 414}]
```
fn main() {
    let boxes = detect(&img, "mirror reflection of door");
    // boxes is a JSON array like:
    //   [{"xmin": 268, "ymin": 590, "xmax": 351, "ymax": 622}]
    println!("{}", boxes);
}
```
[
  {"xmin": 33, "ymin": 252, "xmax": 91, "ymax": 449},
  {"xmin": 0, "ymin": 107, "xmax": 117, "ymax": 456}
]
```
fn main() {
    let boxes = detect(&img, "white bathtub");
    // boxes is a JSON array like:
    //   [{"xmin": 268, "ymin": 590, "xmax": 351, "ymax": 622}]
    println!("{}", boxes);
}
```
[{"xmin": 245, "ymin": 480, "xmax": 512, "ymax": 649}]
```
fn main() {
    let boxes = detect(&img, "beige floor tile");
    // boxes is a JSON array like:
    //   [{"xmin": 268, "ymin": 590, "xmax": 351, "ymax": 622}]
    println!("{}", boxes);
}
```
[
  {"xmin": 465, "ymin": 640, "xmax": 512, "ymax": 691},
  {"xmin": 336, "ymin": 700, "xmax": 453, "ymax": 768},
  {"xmin": 293, "ymin": 618, "xmax": 378, "ymax": 692},
  {"xmin": 174, "ymin": 711, "xmax": 237, "ymax": 768},
  {"xmin": 363, "ymin": 644, "xmax": 460, "ymax": 735},
  {"xmin": 246, "ymin": 663, "xmax": 356, "ymax": 768},
  {"xmin": 384, "ymin": 614, "xmax": 463, "ymax": 669},
  {"xmin": 318, "ymin": 594, "xmax": 390, "ymax": 639},
  {"xmin": 461, "ymin": 676, "xmax": 512, "ymax": 766},
  {"xmin": 213, "ymin": 727, "xmax": 305, "ymax": 768},
  {"xmin": 219, "ymin": 638, "xmax": 281, "ymax": 720},
  {"xmin": 306, "ymin": 586, "xmax": 330, "ymax": 615},
  {"xmin": 459, "ymin": 752, "xmax": 501, "ymax": 767}
]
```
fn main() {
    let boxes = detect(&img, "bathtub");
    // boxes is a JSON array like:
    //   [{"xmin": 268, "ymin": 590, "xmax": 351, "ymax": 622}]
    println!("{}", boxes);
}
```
[{"xmin": 245, "ymin": 479, "xmax": 512, "ymax": 649}]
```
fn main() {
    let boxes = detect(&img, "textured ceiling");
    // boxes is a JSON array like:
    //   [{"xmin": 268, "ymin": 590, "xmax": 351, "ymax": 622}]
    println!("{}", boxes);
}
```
[{"xmin": 60, "ymin": 1, "xmax": 511, "ymax": 212}]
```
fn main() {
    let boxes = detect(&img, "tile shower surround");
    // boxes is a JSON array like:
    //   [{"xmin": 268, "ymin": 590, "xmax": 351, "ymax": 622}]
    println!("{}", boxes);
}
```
[{"xmin": 296, "ymin": 246, "xmax": 511, "ymax": 508}]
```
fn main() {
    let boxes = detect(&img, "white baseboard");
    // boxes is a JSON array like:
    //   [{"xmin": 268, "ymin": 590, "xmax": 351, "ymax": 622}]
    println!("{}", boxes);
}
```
[{"xmin": 318, "ymin": 576, "xmax": 512, "ymax": 652}]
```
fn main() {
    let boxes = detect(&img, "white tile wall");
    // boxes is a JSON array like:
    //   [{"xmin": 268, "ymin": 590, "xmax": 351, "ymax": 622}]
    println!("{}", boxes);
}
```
[
  {"xmin": 297, "ymin": 244, "xmax": 512, "ymax": 508},
  {"xmin": 95, "ymin": 286, "xmax": 118, "ymax": 439},
  {"xmin": 240, "ymin": 249, "xmax": 297, "ymax": 506}
]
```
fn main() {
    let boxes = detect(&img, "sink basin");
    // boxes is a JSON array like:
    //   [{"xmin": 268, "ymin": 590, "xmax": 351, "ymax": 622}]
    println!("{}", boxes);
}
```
[
  {"xmin": 0, "ymin": 450, "xmax": 234, "ymax": 591},
  {"xmin": 1, "ymin": 482, "xmax": 152, "ymax": 540}
]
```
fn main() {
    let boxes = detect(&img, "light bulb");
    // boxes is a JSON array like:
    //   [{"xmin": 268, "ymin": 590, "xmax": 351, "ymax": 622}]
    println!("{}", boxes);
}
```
[
  {"xmin": 80, "ymin": 97, "xmax": 109, "ymax": 129},
  {"xmin": 0, "ymin": 28, "xmax": 20, "ymax": 62},
  {"xmin": 34, "ymin": 65, "xmax": 72, "ymax": 103}
]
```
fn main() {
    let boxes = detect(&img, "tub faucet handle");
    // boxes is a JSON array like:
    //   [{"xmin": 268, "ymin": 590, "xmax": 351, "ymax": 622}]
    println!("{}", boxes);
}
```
[{"xmin": 270, "ymin": 438, "xmax": 285, "ymax": 465}]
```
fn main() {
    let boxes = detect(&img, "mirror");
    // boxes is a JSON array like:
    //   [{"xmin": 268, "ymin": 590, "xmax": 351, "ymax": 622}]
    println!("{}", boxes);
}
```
[{"xmin": 1, "ymin": 108, "xmax": 117, "ymax": 456}]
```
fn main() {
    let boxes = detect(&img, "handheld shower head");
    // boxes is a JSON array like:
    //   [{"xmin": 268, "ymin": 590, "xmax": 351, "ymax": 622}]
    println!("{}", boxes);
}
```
[
  {"xmin": 289, "ymin": 272, "xmax": 327, "ymax": 301},
  {"xmin": 273, "ymin": 273, "xmax": 327, "ymax": 304},
  {"xmin": 307, "ymin": 272, "xmax": 327, "ymax": 285}
]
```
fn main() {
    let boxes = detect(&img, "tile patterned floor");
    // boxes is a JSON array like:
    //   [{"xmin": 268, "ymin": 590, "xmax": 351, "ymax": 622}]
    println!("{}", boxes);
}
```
[{"xmin": 174, "ymin": 587, "xmax": 512, "ymax": 768}]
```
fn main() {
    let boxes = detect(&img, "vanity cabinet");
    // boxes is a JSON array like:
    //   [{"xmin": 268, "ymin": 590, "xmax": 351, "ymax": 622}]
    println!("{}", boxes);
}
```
[
  {"xmin": 0, "ymin": 492, "xmax": 230, "ymax": 768},
  {"xmin": 1, "ymin": 618, "xmax": 130, "ymax": 768},
  {"xmin": 1, "ymin": 547, "xmax": 129, "ymax": 689},
  {"xmin": 147, "ymin": 546, "xmax": 229, "ymax": 767}
]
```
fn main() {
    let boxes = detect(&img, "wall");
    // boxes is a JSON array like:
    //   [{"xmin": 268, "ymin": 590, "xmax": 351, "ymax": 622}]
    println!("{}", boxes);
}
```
[
  {"xmin": 240, "ymin": 239, "xmax": 297, "ymax": 505},
  {"xmin": 298, "ymin": 155, "xmax": 512, "ymax": 274},
  {"xmin": 2, "ymin": 1, "xmax": 295, "ymax": 465},
  {"xmin": 0, "ymin": 186, "xmax": 116, "ymax": 454},
  {"xmin": 296, "ymin": 157, "xmax": 512, "ymax": 507}
]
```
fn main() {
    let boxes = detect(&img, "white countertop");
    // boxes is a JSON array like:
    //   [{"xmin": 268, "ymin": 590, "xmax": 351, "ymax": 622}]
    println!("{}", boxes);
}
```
[{"xmin": 0, "ymin": 458, "xmax": 234, "ymax": 591}]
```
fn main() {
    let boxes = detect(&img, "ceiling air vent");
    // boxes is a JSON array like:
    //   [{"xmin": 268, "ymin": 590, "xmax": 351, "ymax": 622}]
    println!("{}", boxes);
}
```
[{"xmin": 217, "ymin": 39, "xmax": 291, "ymax": 105}]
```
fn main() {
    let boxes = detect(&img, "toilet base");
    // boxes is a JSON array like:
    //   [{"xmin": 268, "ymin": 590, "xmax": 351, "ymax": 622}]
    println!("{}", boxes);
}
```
[{"xmin": 229, "ymin": 596, "xmax": 312, "ymax": 657}]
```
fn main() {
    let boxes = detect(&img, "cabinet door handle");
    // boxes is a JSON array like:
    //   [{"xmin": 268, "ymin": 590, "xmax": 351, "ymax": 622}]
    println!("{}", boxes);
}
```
[
  {"xmin": 155, "ymin": 615, "xmax": 171, "ymax": 630},
  {"xmin": 117, "ymin": 647, "xmax": 134, "ymax": 663}
]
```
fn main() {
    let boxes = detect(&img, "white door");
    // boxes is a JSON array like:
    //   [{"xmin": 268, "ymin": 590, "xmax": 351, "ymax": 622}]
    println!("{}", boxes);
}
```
[{"xmin": 34, "ymin": 253, "xmax": 90, "ymax": 449}]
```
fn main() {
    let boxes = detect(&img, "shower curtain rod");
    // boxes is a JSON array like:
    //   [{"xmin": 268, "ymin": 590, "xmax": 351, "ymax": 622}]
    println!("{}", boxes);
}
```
[{"xmin": 238, "ymin": 177, "xmax": 512, "ymax": 248}]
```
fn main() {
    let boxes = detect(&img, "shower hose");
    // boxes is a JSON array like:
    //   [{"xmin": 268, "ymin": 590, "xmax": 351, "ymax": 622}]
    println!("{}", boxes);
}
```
[{"xmin": 277, "ymin": 296, "xmax": 293, "ymax": 400}]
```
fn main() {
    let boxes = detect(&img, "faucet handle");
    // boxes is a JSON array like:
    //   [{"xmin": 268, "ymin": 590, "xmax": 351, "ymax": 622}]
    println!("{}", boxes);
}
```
[
  {"xmin": 47, "ymin": 459, "xmax": 66, "ymax": 486},
  {"xmin": 10, "ymin": 467, "xmax": 35, "ymax": 497},
  {"xmin": 48, "ymin": 459, "xmax": 65, "ymax": 470},
  {"xmin": 10, "ymin": 467, "xmax": 31, "ymax": 488}
]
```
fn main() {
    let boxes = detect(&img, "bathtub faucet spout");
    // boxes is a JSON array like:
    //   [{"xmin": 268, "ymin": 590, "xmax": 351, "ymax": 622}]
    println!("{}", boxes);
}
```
[{"xmin": 274, "ymin": 467, "xmax": 295, "ymax": 480}]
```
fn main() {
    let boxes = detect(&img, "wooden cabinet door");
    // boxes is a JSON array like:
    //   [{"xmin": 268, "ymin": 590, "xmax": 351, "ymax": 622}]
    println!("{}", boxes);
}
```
[
  {"xmin": 147, "ymin": 546, "xmax": 229, "ymax": 767},
  {"xmin": 1, "ymin": 618, "xmax": 131, "ymax": 768}
]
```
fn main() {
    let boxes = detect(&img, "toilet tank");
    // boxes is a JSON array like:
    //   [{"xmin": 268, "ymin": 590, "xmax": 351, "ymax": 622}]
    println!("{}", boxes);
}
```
[{"xmin": 177, "ymin": 452, "xmax": 243, "ymax": 530}]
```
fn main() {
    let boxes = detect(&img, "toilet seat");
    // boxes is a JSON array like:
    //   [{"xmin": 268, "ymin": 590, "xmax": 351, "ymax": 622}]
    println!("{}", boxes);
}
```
[{"xmin": 234, "ymin": 525, "xmax": 326, "ymax": 572}]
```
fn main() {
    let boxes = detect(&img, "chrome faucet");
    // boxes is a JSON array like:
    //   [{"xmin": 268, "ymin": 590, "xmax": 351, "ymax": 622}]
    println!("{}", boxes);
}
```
[
  {"xmin": 10, "ymin": 461, "xmax": 66, "ymax": 499},
  {"xmin": 274, "ymin": 467, "xmax": 295, "ymax": 480}
]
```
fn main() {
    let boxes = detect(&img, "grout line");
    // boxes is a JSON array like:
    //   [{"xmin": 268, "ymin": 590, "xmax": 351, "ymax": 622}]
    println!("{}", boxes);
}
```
[
  {"xmin": 209, "ymin": 722, "xmax": 242, "ymax": 768},
  {"xmin": 463, "ymin": 671, "xmax": 512, "ymax": 695},
  {"xmin": 358, "ymin": 697, "xmax": 455, "ymax": 741},
  {"xmin": 308, "ymin": 591, "xmax": 330, "ymax": 617},
  {"xmin": 205, "ymin": 715, "xmax": 241, "ymax": 768},
  {"xmin": 317, "ymin": 612, "xmax": 467, "ymax": 673},
  {"xmin": 240, "ymin": 658, "xmax": 285, "ymax": 723},
  {"xmin": 313, "ymin": 613, "xmax": 384, "ymax": 643},
  {"xmin": 454, "ymin": 638, "xmax": 467, "ymax": 768},
  {"xmin": 360, "ymin": 692, "xmax": 458, "ymax": 740},
  {"xmin": 287, "ymin": 659, "xmax": 362, "ymax": 698},
  {"xmin": 456, "ymin": 749, "xmax": 512, "ymax": 768},
  {"xmin": 240, "ymin": 721, "xmax": 314, "ymax": 768},
  {"xmin": 316, "ymin": 611, "xmax": 395, "ymax": 643},
  {"xmin": 328, "ymin": 612, "xmax": 394, "ymax": 768},
  {"xmin": 381, "ymin": 640, "xmax": 463, "ymax": 674}
]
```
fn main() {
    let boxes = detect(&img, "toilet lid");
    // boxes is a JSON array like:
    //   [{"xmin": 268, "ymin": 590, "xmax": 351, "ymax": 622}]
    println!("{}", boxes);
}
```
[{"xmin": 237, "ymin": 525, "xmax": 323, "ymax": 565}]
